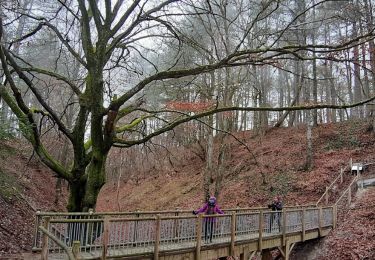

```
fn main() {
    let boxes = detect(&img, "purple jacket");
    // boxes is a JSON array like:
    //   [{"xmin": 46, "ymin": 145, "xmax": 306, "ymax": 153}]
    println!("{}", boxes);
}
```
[{"xmin": 195, "ymin": 203, "xmax": 224, "ymax": 222}]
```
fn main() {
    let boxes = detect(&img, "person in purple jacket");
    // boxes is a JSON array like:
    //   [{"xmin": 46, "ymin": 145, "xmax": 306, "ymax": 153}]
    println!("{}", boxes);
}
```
[{"xmin": 193, "ymin": 196, "xmax": 224, "ymax": 242}]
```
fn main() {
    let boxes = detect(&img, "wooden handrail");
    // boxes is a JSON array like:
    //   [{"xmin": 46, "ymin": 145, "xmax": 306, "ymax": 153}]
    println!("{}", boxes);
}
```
[
  {"xmin": 38, "ymin": 226, "xmax": 75, "ymax": 260},
  {"xmin": 335, "ymin": 175, "xmax": 358, "ymax": 206},
  {"xmin": 316, "ymin": 165, "xmax": 349, "ymax": 206},
  {"xmin": 35, "ymin": 204, "xmax": 317, "ymax": 218}
]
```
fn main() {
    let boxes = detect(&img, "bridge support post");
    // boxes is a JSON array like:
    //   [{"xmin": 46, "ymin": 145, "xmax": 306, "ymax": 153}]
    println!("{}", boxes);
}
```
[
  {"xmin": 325, "ymin": 187, "xmax": 329, "ymax": 205},
  {"xmin": 277, "ymin": 239, "xmax": 294, "ymax": 260},
  {"xmin": 239, "ymin": 250, "xmax": 249, "ymax": 260}
]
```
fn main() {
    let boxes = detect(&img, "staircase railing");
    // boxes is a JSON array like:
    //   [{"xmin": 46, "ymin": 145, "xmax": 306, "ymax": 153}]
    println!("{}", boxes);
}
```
[{"xmin": 334, "ymin": 175, "xmax": 359, "ymax": 225}]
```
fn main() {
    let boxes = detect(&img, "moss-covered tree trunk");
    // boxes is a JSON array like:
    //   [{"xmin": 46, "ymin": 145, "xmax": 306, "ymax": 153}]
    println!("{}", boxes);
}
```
[
  {"xmin": 66, "ymin": 157, "xmax": 107, "ymax": 212},
  {"xmin": 67, "ymin": 62, "xmax": 110, "ymax": 211}
]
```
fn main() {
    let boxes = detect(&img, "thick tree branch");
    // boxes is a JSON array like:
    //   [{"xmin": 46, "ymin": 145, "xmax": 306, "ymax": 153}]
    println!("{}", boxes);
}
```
[
  {"xmin": 113, "ymin": 95, "xmax": 375, "ymax": 147},
  {"xmin": 88, "ymin": 0, "xmax": 103, "ymax": 30},
  {"xmin": 77, "ymin": 0, "xmax": 94, "ymax": 60}
]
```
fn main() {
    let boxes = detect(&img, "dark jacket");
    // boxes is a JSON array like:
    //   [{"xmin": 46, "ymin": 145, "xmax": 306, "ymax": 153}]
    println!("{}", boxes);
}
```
[{"xmin": 269, "ymin": 201, "xmax": 283, "ymax": 211}]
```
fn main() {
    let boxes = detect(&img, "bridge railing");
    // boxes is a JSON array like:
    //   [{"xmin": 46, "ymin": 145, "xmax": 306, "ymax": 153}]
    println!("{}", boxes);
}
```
[
  {"xmin": 32, "ymin": 204, "xmax": 315, "ymax": 252},
  {"xmin": 38, "ymin": 206, "xmax": 334, "ymax": 259}
]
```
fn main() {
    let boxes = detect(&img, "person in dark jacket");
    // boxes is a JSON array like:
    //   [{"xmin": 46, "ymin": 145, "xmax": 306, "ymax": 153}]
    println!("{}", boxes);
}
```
[
  {"xmin": 268, "ymin": 196, "xmax": 283, "ymax": 232},
  {"xmin": 193, "ymin": 196, "xmax": 224, "ymax": 242}
]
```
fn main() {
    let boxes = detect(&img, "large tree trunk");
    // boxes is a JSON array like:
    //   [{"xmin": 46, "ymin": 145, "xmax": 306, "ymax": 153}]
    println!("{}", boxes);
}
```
[
  {"xmin": 67, "ymin": 180, "xmax": 86, "ymax": 212},
  {"xmin": 82, "ymin": 156, "xmax": 107, "ymax": 211},
  {"xmin": 67, "ymin": 155, "xmax": 107, "ymax": 212}
]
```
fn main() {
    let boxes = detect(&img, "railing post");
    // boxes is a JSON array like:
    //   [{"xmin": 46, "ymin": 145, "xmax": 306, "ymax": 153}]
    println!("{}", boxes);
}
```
[
  {"xmin": 133, "ymin": 210, "xmax": 140, "ymax": 244},
  {"xmin": 258, "ymin": 210, "xmax": 263, "ymax": 251},
  {"xmin": 102, "ymin": 217, "xmax": 109, "ymax": 260},
  {"xmin": 332, "ymin": 205, "xmax": 337, "ymax": 229},
  {"xmin": 301, "ymin": 209, "xmax": 306, "ymax": 242},
  {"xmin": 174, "ymin": 208, "xmax": 179, "ymax": 239},
  {"xmin": 282, "ymin": 209, "xmax": 286, "ymax": 246},
  {"xmin": 195, "ymin": 214, "xmax": 202, "ymax": 260},
  {"xmin": 348, "ymin": 186, "xmax": 352, "ymax": 205},
  {"xmin": 230, "ymin": 212, "xmax": 236, "ymax": 256},
  {"xmin": 72, "ymin": 241, "xmax": 80, "ymax": 259},
  {"xmin": 41, "ymin": 216, "xmax": 50, "ymax": 260},
  {"xmin": 318, "ymin": 207, "xmax": 323, "ymax": 236},
  {"xmin": 32, "ymin": 211, "xmax": 41, "ymax": 252},
  {"xmin": 325, "ymin": 187, "xmax": 329, "ymax": 205},
  {"xmin": 154, "ymin": 215, "xmax": 161, "ymax": 260},
  {"xmin": 340, "ymin": 168, "xmax": 343, "ymax": 183}
]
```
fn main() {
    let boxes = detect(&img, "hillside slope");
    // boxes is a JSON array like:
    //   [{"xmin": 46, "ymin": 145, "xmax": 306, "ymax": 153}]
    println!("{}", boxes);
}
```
[
  {"xmin": 97, "ymin": 120, "xmax": 375, "ymax": 211},
  {"xmin": 0, "ymin": 140, "xmax": 67, "ymax": 256}
]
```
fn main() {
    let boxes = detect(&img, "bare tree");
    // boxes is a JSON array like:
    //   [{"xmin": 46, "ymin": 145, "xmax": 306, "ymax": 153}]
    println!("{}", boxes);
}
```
[{"xmin": 1, "ymin": 0, "xmax": 375, "ymax": 211}]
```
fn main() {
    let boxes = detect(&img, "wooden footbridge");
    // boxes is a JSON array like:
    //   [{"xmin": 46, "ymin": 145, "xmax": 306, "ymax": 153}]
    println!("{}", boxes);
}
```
[{"xmin": 31, "ymin": 159, "xmax": 373, "ymax": 260}]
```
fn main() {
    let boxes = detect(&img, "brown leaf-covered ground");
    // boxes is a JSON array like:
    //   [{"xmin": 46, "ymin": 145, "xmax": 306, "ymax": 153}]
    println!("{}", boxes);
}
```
[
  {"xmin": 316, "ymin": 187, "xmax": 375, "ymax": 260},
  {"xmin": 97, "ymin": 120, "xmax": 375, "ymax": 211},
  {"xmin": 0, "ymin": 140, "xmax": 67, "ymax": 257},
  {"xmin": 1, "ymin": 119, "xmax": 374, "ymax": 259}
]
